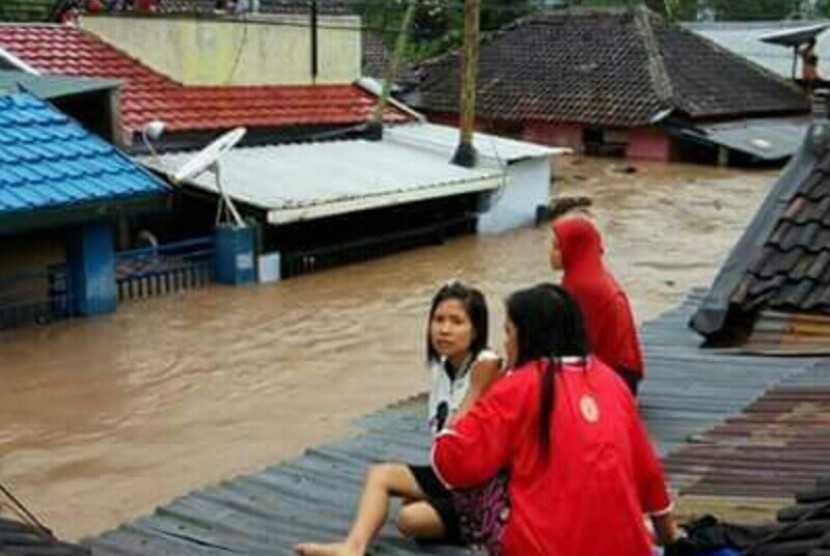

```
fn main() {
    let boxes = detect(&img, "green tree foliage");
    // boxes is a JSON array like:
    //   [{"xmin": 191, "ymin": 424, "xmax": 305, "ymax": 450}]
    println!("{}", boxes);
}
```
[
  {"xmin": 707, "ymin": 0, "xmax": 799, "ymax": 20},
  {"xmin": 361, "ymin": 0, "xmax": 539, "ymax": 62}
]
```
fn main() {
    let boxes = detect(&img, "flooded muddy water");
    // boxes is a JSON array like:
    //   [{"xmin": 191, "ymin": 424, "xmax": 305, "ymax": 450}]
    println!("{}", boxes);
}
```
[{"xmin": 0, "ymin": 157, "xmax": 776, "ymax": 540}]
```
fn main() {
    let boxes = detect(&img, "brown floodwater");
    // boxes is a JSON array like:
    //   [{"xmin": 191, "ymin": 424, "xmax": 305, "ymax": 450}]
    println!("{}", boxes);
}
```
[{"xmin": 0, "ymin": 157, "xmax": 775, "ymax": 540}]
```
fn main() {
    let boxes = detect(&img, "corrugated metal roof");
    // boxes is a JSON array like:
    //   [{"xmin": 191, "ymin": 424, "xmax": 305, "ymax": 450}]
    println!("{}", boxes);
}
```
[
  {"xmin": 638, "ymin": 292, "xmax": 822, "ymax": 456},
  {"xmin": 0, "ymin": 70, "xmax": 120, "ymax": 100},
  {"xmin": 665, "ymin": 361, "xmax": 830, "ymax": 499},
  {"xmin": 685, "ymin": 20, "xmax": 830, "ymax": 80},
  {"xmin": 0, "ymin": 92, "xmax": 168, "ymax": 215},
  {"xmin": 679, "ymin": 117, "xmax": 809, "ymax": 161},
  {"xmin": 82, "ymin": 291, "xmax": 825, "ymax": 556},
  {"xmin": 143, "ymin": 140, "xmax": 505, "ymax": 225},
  {"xmin": 0, "ymin": 517, "xmax": 90, "ymax": 556},
  {"xmin": 385, "ymin": 122, "xmax": 567, "ymax": 164}
]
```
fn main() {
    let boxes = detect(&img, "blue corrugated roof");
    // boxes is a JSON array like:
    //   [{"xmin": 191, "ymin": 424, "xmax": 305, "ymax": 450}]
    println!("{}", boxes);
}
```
[{"xmin": 0, "ymin": 92, "xmax": 168, "ymax": 215}]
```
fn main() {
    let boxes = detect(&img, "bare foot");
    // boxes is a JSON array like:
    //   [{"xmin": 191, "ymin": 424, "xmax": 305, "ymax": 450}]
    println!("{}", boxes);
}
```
[{"xmin": 293, "ymin": 542, "xmax": 362, "ymax": 556}]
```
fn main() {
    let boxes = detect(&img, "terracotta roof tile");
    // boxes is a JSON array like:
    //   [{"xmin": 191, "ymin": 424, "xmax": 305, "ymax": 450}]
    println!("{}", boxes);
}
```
[{"xmin": 0, "ymin": 24, "xmax": 410, "ymax": 133}]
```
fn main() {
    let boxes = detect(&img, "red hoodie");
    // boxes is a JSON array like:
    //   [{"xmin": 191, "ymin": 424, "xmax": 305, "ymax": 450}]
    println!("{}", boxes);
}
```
[
  {"xmin": 433, "ymin": 357, "xmax": 671, "ymax": 556},
  {"xmin": 553, "ymin": 217, "xmax": 644, "ymax": 377}
]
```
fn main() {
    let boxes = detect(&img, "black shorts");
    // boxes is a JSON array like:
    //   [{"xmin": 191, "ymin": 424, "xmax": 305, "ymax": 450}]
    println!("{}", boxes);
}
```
[{"xmin": 408, "ymin": 464, "xmax": 463, "ymax": 544}]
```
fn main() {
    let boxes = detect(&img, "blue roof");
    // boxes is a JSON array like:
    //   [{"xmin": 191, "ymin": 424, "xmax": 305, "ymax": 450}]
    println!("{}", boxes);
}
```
[{"xmin": 0, "ymin": 92, "xmax": 168, "ymax": 215}]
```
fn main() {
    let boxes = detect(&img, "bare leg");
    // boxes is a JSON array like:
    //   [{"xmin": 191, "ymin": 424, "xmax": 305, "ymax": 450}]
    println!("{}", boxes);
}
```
[
  {"xmin": 294, "ymin": 463, "xmax": 424, "ymax": 556},
  {"xmin": 396, "ymin": 501, "xmax": 447, "ymax": 540}
]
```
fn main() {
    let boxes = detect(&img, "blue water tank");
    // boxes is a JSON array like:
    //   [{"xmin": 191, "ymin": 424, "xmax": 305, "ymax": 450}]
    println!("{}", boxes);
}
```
[{"xmin": 214, "ymin": 224, "xmax": 257, "ymax": 285}]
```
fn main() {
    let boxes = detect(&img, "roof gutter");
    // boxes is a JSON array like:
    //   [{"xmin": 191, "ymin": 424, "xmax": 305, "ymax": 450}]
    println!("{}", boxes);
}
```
[{"xmin": 266, "ymin": 174, "xmax": 504, "ymax": 225}]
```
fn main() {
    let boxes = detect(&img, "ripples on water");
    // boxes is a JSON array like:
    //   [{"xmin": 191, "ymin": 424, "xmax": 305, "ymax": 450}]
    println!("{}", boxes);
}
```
[{"xmin": 0, "ymin": 158, "xmax": 775, "ymax": 539}]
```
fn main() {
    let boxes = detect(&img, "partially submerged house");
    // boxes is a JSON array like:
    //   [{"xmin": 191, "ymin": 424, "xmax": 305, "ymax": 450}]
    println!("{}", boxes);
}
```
[
  {"xmin": 0, "ymin": 89, "xmax": 170, "ymax": 329},
  {"xmin": 142, "ymin": 121, "xmax": 559, "ymax": 278},
  {"xmin": 691, "ymin": 101, "xmax": 830, "ymax": 353},
  {"xmin": 0, "ymin": 16, "xmax": 559, "ymax": 285},
  {"xmin": 407, "ymin": 8, "xmax": 811, "ymax": 164}
]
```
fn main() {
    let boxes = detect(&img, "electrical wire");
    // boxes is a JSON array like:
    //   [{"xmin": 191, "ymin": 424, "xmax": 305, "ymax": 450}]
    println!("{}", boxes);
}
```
[
  {"xmin": 223, "ymin": 9, "xmax": 250, "ymax": 83},
  {"xmin": 0, "ymin": 481, "xmax": 53, "ymax": 540}
]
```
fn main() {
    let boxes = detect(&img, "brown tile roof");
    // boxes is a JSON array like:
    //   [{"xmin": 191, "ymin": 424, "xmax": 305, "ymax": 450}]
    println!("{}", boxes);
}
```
[
  {"xmin": 361, "ymin": 31, "xmax": 389, "ymax": 79},
  {"xmin": 411, "ymin": 8, "xmax": 808, "ymax": 127},
  {"xmin": 732, "ymin": 152, "xmax": 830, "ymax": 313}
]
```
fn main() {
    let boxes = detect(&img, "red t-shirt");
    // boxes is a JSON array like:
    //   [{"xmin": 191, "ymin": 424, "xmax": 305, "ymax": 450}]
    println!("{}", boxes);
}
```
[{"xmin": 433, "ymin": 358, "xmax": 671, "ymax": 556}]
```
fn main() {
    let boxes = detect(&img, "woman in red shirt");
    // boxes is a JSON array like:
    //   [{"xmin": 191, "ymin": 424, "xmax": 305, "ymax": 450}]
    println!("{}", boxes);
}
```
[
  {"xmin": 551, "ymin": 216, "xmax": 644, "ymax": 395},
  {"xmin": 433, "ymin": 284, "xmax": 676, "ymax": 556}
]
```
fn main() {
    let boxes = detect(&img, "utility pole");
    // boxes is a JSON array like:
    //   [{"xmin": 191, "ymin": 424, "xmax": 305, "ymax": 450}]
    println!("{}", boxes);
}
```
[
  {"xmin": 310, "ymin": 0, "xmax": 318, "ymax": 83},
  {"xmin": 369, "ymin": 0, "xmax": 417, "ymax": 139},
  {"xmin": 452, "ymin": 0, "xmax": 480, "ymax": 168}
]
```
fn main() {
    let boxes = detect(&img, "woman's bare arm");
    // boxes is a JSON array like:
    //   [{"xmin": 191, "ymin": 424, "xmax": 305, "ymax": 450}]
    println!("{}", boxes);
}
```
[{"xmin": 450, "ymin": 357, "xmax": 503, "ymax": 424}]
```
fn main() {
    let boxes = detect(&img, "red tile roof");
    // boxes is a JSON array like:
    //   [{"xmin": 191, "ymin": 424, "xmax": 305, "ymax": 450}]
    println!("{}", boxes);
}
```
[{"xmin": 0, "ymin": 24, "xmax": 411, "ymax": 132}]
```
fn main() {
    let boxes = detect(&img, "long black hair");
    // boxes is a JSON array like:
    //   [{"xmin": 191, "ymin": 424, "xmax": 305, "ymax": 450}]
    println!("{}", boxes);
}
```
[
  {"xmin": 426, "ymin": 281, "xmax": 489, "ymax": 365},
  {"xmin": 506, "ymin": 283, "xmax": 589, "ymax": 456}
]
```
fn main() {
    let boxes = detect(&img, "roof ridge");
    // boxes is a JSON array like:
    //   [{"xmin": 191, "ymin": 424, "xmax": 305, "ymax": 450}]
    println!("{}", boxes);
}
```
[{"xmin": 633, "ymin": 7, "xmax": 674, "ymax": 108}]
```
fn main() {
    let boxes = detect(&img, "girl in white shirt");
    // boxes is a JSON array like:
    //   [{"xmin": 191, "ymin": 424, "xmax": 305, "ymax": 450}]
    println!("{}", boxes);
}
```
[{"xmin": 295, "ymin": 281, "xmax": 501, "ymax": 556}]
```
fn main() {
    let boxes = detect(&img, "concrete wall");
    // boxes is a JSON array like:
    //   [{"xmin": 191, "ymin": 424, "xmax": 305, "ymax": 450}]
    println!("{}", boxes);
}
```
[
  {"xmin": 522, "ymin": 120, "xmax": 583, "ymax": 152},
  {"xmin": 478, "ymin": 157, "xmax": 550, "ymax": 234},
  {"xmin": 80, "ymin": 14, "xmax": 362, "ymax": 85},
  {"xmin": 626, "ymin": 126, "xmax": 673, "ymax": 161}
]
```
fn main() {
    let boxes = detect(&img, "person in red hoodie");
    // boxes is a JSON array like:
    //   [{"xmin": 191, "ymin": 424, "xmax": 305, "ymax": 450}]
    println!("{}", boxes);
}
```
[
  {"xmin": 551, "ymin": 215, "xmax": 644, "ymax": 395},
  {"xmin": 432, "ymin": 284, "xmax": 677, "ymax": 556}
]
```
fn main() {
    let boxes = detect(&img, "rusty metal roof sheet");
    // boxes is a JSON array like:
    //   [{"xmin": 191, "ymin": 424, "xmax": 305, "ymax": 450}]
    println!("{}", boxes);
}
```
[{"xmin": 664, "ymin": 362, "xmax": 830, "ymax": 500}]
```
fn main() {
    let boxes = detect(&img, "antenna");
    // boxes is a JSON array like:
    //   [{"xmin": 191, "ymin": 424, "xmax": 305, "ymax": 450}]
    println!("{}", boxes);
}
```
[{"xmin": 172, "ymin": 127, "xmax": 247, "ymax": 228}]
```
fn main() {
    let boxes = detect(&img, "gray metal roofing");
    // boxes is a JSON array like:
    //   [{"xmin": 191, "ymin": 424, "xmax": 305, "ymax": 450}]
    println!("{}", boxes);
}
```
[
  {"xmin": 685, "ymin": 20, "xmax": 830, "ymax": 80},
  {"xmin": 385, "ymin": 122, "xmax": 566, "ymax": 164},
  {"xmin": 678, "ymin": 116, "xmax": 810, "ymax": 161},
  {"xmin": 141, "ymin": 139, "xmax": 504, "ymax": 225},
  {"xmin": 83, "ymin": 291, "xmax": 822, "ymax": 556},
  {"xmin": 0, "ymin": 71, "xmax": 121, "ymax": 100}
]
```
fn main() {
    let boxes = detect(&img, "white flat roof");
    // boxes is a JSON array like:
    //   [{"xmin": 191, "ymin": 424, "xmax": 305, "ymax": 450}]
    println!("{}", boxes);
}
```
[
  {"xmin": 385, "ymin": 122, "xmax": 569, "ymax": 164},
  {"xmin": 142, "ymin": 138, "xmax": 505, "ymax": 225}
]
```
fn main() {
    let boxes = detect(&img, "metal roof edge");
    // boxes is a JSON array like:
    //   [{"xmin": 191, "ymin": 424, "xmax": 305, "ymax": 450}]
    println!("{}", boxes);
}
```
[
  {"xmin": 0, "ymin": 45, "xmax": 40, "ymax": 75},
  {"xmin": 267, "ymin": 174, "xmax": 504, "ymax": 225},
  {"xmin": 0, "ymin": 192, "xmax": 170, "ymax": 236},
  {"xmin": 384, "ymin": 122, "xmax": 563, "ymax": 164},
  {"xmin": 354, "ymin": 77, "xmax": 426, "ymax": 123}
]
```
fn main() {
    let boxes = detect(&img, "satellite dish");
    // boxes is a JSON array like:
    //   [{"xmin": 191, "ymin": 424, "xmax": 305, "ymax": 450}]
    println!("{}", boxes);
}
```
[
  {"xmin": 172, "ymin": 127, "xmax": 247, "ymax": 228},
  {"xmin": 759, "ymin": 24, "xmax": 830, "ymax": 47},
  {"xmin": 173, "ymin": 127, "xmax": 246, "ymax": 183}
]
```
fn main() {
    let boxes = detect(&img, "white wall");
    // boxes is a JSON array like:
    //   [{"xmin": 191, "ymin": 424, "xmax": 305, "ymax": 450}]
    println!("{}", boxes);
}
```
[{"xmin": 478, "ymin": 157, "xmax": 551, "ymax": 234}]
